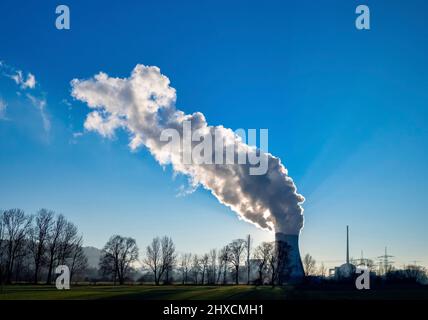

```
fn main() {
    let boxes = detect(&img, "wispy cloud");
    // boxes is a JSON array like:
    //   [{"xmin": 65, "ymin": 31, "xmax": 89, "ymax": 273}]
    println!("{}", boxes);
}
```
[
  {"xmin": 1, "ymin": 60, "xmax": 49, "ymax": 132},
  {"xmin": 11, "ymin": 70, "xmax": 36, "ymax": 89},
  {"xmin": 1, "ymin": 61, "xmax": 37, "ymax": 90},
  {"xmin": 0, "ymin": 97, "xmax": 7, "ymax": 120},
  {"xmin": 26, "ymin": 93, "xmax": 50, "ymax": 132}
]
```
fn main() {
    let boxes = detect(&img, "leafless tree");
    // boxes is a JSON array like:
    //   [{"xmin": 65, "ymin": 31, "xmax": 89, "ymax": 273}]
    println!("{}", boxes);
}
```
[
  {"xmin": 0, "ymin": 210, "xmax": 6, "ymax": 291},
  {"xmin": 69, "ymin": 236, "xmax": 88, "ymax": 283},
  {"xmin": 269, "ymin": 241, "xmax": 290, "ymax": 285},
  {"xmin": 2, "ymin": 209, "xmax": 32, "ymax": 284},
  {"xmin": 179, "ymin": 253, "xmax": 192, "ymax": 284},
  {"xmin": 208, "ymin": 249, "xmax": 217, "ymax": 284},
  {"xmin": 403, "ymin": 265, "xmax": 427, "ymax": 284},
  {"xmin": 29, "ymin": 209, "xmax": 53, "ymax": 283},
  {"xmin": 0, "ymin": 211, "xmax": 5, "ymax": 287},
  {"xmin": 254, "ymin": 242, "xmax": 274, "ymax": 285},
  {"xmin": 318, "ymin": 262, "xmax": 327, "ymax": 277},
  {"xmin": 145, "ymin": 236, "xmax": 176, "ymax": 285},
  {"xmin": 228, "ymin": 239, "xmax": 246, "ymax": 285},
  {"xmin": 246, "ymin": 234, "xmax": 251, "ymax": 285},
  {"xmin": 57, "ymin": 221, "xmax": 78, "ymax": 265},
  {"xmin": 46, "ymin": 214, "xmax": 66, "ymax": 284},
  {"xmin": 115, "ymin": 235, "xmax": 138, "ymax": 284},
  {"xmin": 217, "ymin": 246, "xmax": 230, "ymax": 284},
  {"xmin": 191, "ymin": 255, "xmax": 201, "ymax": 284},
  {"xmin": 303, "ymin": 253, "xmax": 316, "ymax": 276},
  {"xmin": 161, "ymin": 236, "xmax": 176, "ymax": 284},
  {"xmin": 99, "ymin": 235, "xmax": 139, "ymax": 285},
  {"xmin": 200, "ymin": 253, "xmax": 209, "ymax": 285},
  {"xmin": 145, "ymin": 237, "xmax": 162, "ymax": 285}
]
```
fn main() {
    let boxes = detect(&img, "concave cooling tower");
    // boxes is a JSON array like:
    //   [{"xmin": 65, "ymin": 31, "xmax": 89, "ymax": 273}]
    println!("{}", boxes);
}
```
[{"xmin": 275, "ymin": 232, "xmax": 305, "ymax": 282}]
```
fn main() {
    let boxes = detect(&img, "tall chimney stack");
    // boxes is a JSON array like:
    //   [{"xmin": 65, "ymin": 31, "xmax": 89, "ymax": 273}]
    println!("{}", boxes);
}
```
[
  {"xmin": 275, "ymin": 232, "xmax": 305, "ymax": 283},
  {"xmin": 346, "ymin": 225, "xmax": 349, "ymax": 264}
]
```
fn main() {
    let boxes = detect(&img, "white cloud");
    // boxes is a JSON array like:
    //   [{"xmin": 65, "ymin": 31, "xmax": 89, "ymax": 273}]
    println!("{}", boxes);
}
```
[
  {"xmin": 26, "ymin": 94, "xmax": 50, "ymax": 132},
  {"xmin": 11, "ymin": 70, "xmax": 36, "ymax": 89},
  {"xmin": 0, "ymin": 98, "xmax": 7, "ymax": 119},
  {"xmin": 71, "ymin": 65, "xmax": 304, "ymax": 234},
  {"xmin": 1, "ymin": 61, "xmax": 50, "ymax": 131}
]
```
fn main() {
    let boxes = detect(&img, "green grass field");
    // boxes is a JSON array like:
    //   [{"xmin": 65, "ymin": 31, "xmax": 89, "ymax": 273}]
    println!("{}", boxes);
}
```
[{"xmin": 1, "ymin": 284, "xmax": 428, "ymax": 300}]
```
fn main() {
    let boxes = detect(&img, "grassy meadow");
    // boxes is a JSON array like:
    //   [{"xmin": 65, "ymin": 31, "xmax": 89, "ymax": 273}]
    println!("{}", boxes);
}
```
[{"xmin": 1, "ymin": 284, "xmax": 428, "ymax": 300}]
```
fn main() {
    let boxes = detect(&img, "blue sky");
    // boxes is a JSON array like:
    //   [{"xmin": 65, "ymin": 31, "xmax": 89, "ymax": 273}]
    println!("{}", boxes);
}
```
[{"xmin": 1, "ymin": 0, "xmax": 428, "ymax": 268}]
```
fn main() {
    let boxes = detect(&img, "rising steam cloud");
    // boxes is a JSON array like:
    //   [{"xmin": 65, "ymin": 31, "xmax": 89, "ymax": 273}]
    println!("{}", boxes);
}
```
[{"xmin": 71, "ymin": 65, "xmax": 304, "ymax": 234}]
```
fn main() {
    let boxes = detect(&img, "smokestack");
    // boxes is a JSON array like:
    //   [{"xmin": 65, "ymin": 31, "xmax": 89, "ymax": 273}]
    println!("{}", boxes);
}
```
[
  {"xmin": 275, "ymin": 232, "xmax": 304, "ymax": 282},
  {"xmin": 346, "ymin": 225, "xmax": 349, "ymax": 264}
]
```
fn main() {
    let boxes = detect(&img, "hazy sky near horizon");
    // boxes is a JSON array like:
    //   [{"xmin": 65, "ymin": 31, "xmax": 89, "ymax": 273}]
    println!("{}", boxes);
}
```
[{"xmin": 1, "ymin": 0, "xmax": 428, "ymax": 269}]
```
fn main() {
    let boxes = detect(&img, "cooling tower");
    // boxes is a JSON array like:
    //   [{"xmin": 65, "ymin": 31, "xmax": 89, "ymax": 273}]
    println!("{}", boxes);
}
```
[{"xmin": 275, "ymin": 232, "xmax": 305, "ymax": 282}]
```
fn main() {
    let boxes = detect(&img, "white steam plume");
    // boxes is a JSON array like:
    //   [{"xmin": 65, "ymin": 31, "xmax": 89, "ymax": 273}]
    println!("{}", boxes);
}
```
[{"xmin": 71, "ymin": 65, "xmax": 304, "ymax": 234}]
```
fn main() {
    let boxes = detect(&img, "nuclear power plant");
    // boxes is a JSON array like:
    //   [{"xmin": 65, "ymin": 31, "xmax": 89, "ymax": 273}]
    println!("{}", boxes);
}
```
[{"xmin": 275, "ymin": 232, "xmax": 305, "ymax": 282}]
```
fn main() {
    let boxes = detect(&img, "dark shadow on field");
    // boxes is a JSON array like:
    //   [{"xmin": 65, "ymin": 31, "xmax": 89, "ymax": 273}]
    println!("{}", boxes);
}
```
[
  {"xmin": 100, "ymin": 284, "xmax": 428, "ymax": 301},
  {"xmin": 1, "ymin": 284, "xmax": 428, "ymax": 300},
  {"xmin": 98, "ymin": 285, "xmax": 289, "ymax": 300}
]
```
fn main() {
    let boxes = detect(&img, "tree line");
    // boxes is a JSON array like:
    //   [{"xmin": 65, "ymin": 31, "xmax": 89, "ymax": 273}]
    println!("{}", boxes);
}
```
[
  {"xmin": 0, "ymin": 208, "xmax": 87, "ymax": 285},
  {"xmin": 2, "ymin": 208, "xmax": 426, "ymax": 286},
  {"xmin": 99, "ymin": 234, "xmax": 295, "ymax": 286},
  {"xmin": 98, "ymin": 234, "xmax": 428, "ymax": 286}
]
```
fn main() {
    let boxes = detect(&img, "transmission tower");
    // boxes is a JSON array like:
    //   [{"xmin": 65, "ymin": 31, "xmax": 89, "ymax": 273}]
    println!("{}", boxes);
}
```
[{"xmin": 377, "ymin": 246, "xmax": 394, "ymax": 275}]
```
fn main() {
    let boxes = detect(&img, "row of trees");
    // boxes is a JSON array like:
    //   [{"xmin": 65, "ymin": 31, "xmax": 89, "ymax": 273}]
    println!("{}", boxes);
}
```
[
  {"xmin": 3, "ymin": 209, "xmax": 425, "ymax": 286},
  {"xmin": 98, "ymin": 235, "xmax": 428, "ymax": 286},
  {"xmin": 99, "ymin": 234, "xmax": 294, "ymax": 286},
  {"xmin": 0, "ymin": 208, "xmax": 88, "ymax": 285}
]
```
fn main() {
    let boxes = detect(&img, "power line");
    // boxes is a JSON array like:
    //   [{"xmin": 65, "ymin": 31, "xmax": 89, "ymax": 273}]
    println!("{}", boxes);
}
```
[{"xmin": 377, "ymin": 246, "xmax": 394, "ymax": 275}]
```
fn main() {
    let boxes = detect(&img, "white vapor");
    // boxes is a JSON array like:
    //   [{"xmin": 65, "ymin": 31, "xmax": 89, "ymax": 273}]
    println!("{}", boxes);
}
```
[
  {"xmin": 71, "ymin": 65, "xmax": 304, "ymax": 234},
  {"xmin": 26, "ymin": 94, "xmax": 50, "ymax": 132},
  {"xmin": 1, "ymin": 61, "xmax": 49, "ymax": 131},
  {"xmin": 11, "ymin": 70, "xmax": 36, "ymax": 89},
  {"xmin": 0, "ymin": 98, "xmax": 7, "ymax": 119}
]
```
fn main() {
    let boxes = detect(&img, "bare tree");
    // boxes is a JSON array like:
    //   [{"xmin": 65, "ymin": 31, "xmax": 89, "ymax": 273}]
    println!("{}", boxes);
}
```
[
  {"xmin": 318, "ymin": 262, "xmax": 326, "ymax": 278},
  {"xmin": 46, "ymin": 214, "xmax": 66, "ymax": 284},
  {"xmin": 69, "ymin": 236, "xmax": 88, "ymax": 283},
  {"xmin": 29, "ymin": 209, "xmax": 53, "ymax": 284},
  {"xmin": 200, "ymin": 254, "xmax": 209, "ymax": 285},
  {"xmin": 2, "ymin": 209, "xmax": 32, "ymax": 284},
  {"xmin": 179, "ymin": 253, "xmax": 192, "ymax": 285},
  {"xmin": 57, "ymin": 221, "xmax": 78, "ymax": 265},
  {"xmin": 268, "ymin": 241, "xmax": 290, "ymax": 286},
  {"xmin": 99, "ymin": 250, "xmax": 115, "ymax": 282},
  {"xmin": 99, "ymin": 235, "xmax": 139, "ymax": 285},
  {"xmin": 0, "ymin": 211, "xmax": 5, "ymax": 287},
  {"xmin": 217, "ymin": 246, "xmax": 230, "ymax": 284},
  {"xmin": 228, "ymin": 239, "xmax": 246, "ymax": 285},
  {"xmin": 303, "ymin": 254, "xmax": 316, "ymax": 276},
  {"xmin": 254, "ymin": 242, "xmax": 274, "ymax": 285},
  {"xmin": 191, "ymin": 255, "xmax": 201, "ymax": 284},
  {"xmin": 145, "ymin": 236, "xmax": 175, "ymax": 285},
  {"xmin": 161, "ymin": 236, "xmax": 176, "ymax": 284},
  {"xmin": 208, "ymin": 249, "xmax": 217, "ymax": 284},
  {"xmin": 403, "ymin": 265, "xmax": 427, "ymax": 284},
  {"xmin": 145, "ymin": 237, "xmax": 162, "ymax": 285},
  {"xmin": 246, "ymin": 234, "xmax": 251, "ymax": 285}
]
